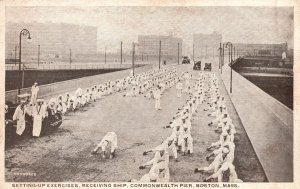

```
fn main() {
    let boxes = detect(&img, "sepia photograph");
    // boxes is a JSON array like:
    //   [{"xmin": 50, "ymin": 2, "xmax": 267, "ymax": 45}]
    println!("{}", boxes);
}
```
[{"xmin": 2, "ymin": 2, "xmax": 296, "ymax": 187}]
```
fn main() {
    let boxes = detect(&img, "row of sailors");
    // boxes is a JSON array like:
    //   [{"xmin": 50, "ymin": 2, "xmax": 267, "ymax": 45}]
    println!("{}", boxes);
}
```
[
  {"xmin": 130, "ymin": 74, "xmax": 207, "ymax": 182},
  {"xmin": 176, "ymin": 72, "xmax": 212, "ymax": 98},
  {"xmin": 149, "ymin": 71, "xmax": 195, "ymax": 111},
  {"xmin": 164, "ymin": 74, "xmax": 209, "ymax": 155},
  {"xmin": 175, "ymin": 71, "xmax": 194, "ymax": 98},
  {"xmin": 123, "ymin": 68, "xmax": 178, "ymax": 98},
  {"xmin": 47, "ymin": 67, "xmax": 178, "ymax": 114},
  {"xmin": 144, "ymin": 74, "xmax": 181, "ymax": 99},
  {"xmin": 124, "ymin": 69, "xmax": 182, "ymax": 111},
  {"xmin": 194, "ymin": 73, "xmax": 242, "ymax": 182},
  {"xmin": 10, "ymin": 66, "xmax": 177, "ymax": 137}
]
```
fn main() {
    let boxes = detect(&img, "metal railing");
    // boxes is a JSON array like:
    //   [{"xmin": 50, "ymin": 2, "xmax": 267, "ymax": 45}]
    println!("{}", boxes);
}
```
[{"xmin": 5, "ymin": 63, "xmax": 144, "ymax": 71}]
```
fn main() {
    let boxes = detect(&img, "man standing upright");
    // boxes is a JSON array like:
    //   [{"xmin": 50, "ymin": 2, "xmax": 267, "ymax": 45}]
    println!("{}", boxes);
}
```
[
  {"xmin": 31, "ymin": 82, "xmax": 39, "ymax": 105},
  {"xmin": 176, "ymin": 81, "xmax": 183, "ymax": 98},
  {"xmin": 153, "ymin": 87, "xmax": 162, "ymax": 110},
  {"xmin": 32, "ymin": 99, "xmax": 47, "ymax": 137},
  {"xmin": 13, "ymin": 100, "xmax": 28, "ymax": 136}
]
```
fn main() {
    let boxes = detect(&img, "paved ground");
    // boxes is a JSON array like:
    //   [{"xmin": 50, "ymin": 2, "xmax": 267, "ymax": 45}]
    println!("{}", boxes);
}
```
[{"xmin": 5, "ymin": 64, "xmax": 266, "ymax": 182}]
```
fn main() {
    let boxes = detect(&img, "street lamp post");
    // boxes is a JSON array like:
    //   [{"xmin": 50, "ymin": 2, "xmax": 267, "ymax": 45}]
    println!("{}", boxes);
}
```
[
  {"xmin": 18, "ymin": 29, "xmax": 31, "ymax": 95},
  {"xmin": 225, "ymin": 42, "xmax": 233, "ymax": 93}
]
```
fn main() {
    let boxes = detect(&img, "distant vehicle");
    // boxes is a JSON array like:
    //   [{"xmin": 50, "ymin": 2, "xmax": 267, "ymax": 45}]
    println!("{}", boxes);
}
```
[
  {"xmin": 193, "ymin": 61, "xmax": 201, "ymax": 70},
  {"xmin": 182, "ymin": 56, "xmax": 190, "ymax": 64},
  {"xmin": 204, "ymin": 63, "xmax": 212, "ymax": 71}
]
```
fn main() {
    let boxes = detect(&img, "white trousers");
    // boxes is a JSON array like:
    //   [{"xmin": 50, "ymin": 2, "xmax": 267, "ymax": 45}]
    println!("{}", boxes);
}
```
[
  {"xmin": 32, "ymin": 115, "xmax": 43, "ymax": 137},
  {"xmin": 181, "ymin": 137, "xmax": 193, "ymax": 153},
  {"xmin": 16, "ymin": 119, "xmax": 26, "ymax": 135},
  {"xmin": 155, "ymin": 99, "xmax": 161, "ymax": 110},
  {"xmin": 177, "ymin": 89, "xmax": 182, "ymax": 97}
]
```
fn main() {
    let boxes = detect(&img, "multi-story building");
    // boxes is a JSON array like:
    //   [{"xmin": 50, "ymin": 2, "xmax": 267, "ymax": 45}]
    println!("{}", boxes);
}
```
[
  {"xmin": 232, "ymin": 43, "xmax": 288, "ymax": 57},
  {"xmin": 193, "ymin": 31, "xmax": 222, "ymax": 60},
  {"xmin": 5, "ymin": 22, "xmax": 97, "ymax": 63},
  {"xmin": 137, "ymin": 35, "xmax": 182, "ymax": 63}
]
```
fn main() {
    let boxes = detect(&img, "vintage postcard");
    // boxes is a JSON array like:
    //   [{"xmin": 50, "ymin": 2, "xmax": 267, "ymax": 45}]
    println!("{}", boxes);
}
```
[{"xmin": 0, "ymin": 0, "xmax": 298, "ymax": 189}]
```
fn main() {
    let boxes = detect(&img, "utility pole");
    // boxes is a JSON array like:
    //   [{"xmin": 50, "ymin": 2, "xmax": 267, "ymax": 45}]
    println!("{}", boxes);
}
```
[
  {"xmin": 132, "ymin": 42, "xmax": 135, "ymax": 76},
  {"xmin": 121, "ymin": 41, "xmax": 123, "ymax": 64},
  {"xmin": 193, "ymin": 43, "xmax": 195, "ymax": 63},
  {"xmin": 205, "ymin": 45, "xmax": 207, "ymax": 59},
  {"xmin": 177, "ymin": 42, "xmax": 180, "ymax": 65},
  {"xmin": 230, "ymin": 45, "xmax": 233, "ymax": 93},
  {"xmin": 221, "ymin": 43, "xmax": 225, "ymax": 74},
  {"xmin": 219, "ymin": 43, "xmax": 222, "ymax": 70},
  {"xmin": 105, "ymin": 46, "xmax": 107, "ymax": 64},
  {"xmin": 69, "ymin": 49, "xmax": 72, "ymax": 65},
  {"xmin": 158, "ymin": 40, "xmax": 161, "ymax": 69},
  {"xmin": 14, "ymin": 45, "xmax": 17, "ymax": 66},
  {"xmin": 38, "ymin": 44, "xmax": 40, "ymax": 67},
  {"xmin": 234, "ymin": 46, "xmax": 236, "ymax": 60},
  {"xmin": 228, "ymin": 46, "xmax": 231, "ymax": 63}
]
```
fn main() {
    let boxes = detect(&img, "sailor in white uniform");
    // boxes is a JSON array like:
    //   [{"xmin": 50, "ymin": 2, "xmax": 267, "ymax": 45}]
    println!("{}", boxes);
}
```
[{"xmin": 91, "ymin": 132, "xmax": 118, "ymax": 159}]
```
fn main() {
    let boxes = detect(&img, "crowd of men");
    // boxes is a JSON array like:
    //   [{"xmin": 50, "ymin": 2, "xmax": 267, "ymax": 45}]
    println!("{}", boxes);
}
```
[
  {"xmin": 128, "ymin": 71, "xmax": 243, "ymax": 182},
  {"xmin": 7, "ymin": 64, "xmax": 243, "ymax": 182},
  {"xmin": 123, "ymin": 67, "xmax": 181, "ymax": 111},
  {"xmin": 8, "ymin": 65, "xmax": 177, "ymax": 138},
  {"xmin": 131, "ymin": 72, "xmax": 201, "ymax": 182}
]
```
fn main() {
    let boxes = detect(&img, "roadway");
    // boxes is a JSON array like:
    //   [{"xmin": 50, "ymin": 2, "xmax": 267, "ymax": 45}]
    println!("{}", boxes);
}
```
[{"xmin": 5, "ymin": 63, "xmax": 266, "ymax": 182}]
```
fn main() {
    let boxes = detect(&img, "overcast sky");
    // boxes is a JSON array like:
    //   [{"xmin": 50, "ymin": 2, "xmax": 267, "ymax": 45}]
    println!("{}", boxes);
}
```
[{"xmin": 6, "ymin": 6, "xmax": 293, "ymax": 54}]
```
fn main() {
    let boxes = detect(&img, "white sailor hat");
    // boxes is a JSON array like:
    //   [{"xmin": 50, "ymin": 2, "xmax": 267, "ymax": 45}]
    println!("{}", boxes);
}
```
[
  {"xmin": 20, "ymin": 99, "xmax": 27, "ymax": 103},
  {"xmin": 37, "ymin": 99, "xmax": 44, "ymax": 103},
  {"xmin": 17, "ymin": 93, "xmax": 31, "ymax": 98},
  {"xmin": 222, "ymin": 147, "xmax": 230, "ymax": 154}
]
